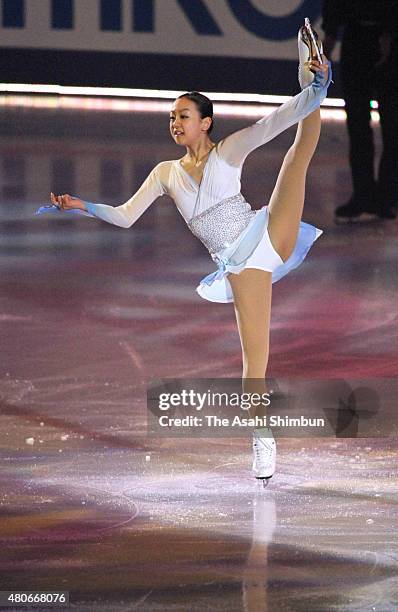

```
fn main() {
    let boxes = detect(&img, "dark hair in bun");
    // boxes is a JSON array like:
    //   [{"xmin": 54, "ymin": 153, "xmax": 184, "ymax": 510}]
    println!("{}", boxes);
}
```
[{"xmin": 177, "ymin": 91, "xmax": 214, "ymax": 134}]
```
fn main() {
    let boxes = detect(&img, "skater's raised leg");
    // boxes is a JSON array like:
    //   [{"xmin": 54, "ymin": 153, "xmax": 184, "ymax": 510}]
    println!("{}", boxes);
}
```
[{"xmin": 267, "ymin": 107, "xmax": 321, "ymax": 263}]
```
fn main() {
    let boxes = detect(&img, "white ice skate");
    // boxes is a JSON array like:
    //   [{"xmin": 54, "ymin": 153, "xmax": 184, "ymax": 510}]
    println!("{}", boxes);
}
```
[
  {"xmin": 252, "ymin": 428, "xmax": 276, "ymax": 484},
  {"xmin": 298, "ymin": 18, "xmax": 324, "ymax": 89}
]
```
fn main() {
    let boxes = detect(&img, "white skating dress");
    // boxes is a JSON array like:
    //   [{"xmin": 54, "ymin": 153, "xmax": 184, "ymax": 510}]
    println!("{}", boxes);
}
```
[{"xmin": 36, "ymin": 67, "xmax": 331, "ymax": 303}]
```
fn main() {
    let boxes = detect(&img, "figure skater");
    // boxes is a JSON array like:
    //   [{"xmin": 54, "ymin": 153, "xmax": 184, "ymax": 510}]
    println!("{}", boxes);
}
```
[{"xmin": 37, "ymin": 21, "xmax": 331, "ymax": 483}]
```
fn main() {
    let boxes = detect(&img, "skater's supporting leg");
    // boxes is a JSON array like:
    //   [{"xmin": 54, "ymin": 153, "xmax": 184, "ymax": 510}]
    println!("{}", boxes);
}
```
[
  {"xmin": 267, "ymin": 107, "xmax": 321, "ymax": 262},
  {"xmin": 228, "ymin": 269, "xmax": 272, "ymax": 381},
  {"xmin": 228, "ymin": 269, "xmax": 276, "ymax": 480},
  {"xmin": 228, "ymin": 269, "xmax": 272, "ymax": 419}
]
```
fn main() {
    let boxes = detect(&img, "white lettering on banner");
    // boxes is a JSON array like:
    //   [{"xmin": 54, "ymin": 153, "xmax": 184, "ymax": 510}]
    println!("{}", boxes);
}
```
[{"xmin": 1, "ymin": 0, "xmax": 322, "ymax": 59}]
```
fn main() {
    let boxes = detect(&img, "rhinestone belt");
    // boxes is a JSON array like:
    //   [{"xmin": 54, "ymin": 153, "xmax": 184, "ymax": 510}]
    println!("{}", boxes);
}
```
[{"xmin": 187, "ymin": 193, "xmax": 255, "ymax": 254}]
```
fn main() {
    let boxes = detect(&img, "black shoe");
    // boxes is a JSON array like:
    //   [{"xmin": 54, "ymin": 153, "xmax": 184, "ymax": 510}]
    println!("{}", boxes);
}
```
[
  {"xmin": 378, "ymin": 207, "xmax": 396, "ymax": 220},
  {"xmin": 334, "ymin": 199, "xmax": 378, "ymax": 224}
]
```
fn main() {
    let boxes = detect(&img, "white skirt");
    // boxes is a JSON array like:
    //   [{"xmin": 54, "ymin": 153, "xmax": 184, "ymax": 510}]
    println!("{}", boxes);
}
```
[{"xmin": 196, "ymin": 206, "xmax": 322, "ymax": 303}]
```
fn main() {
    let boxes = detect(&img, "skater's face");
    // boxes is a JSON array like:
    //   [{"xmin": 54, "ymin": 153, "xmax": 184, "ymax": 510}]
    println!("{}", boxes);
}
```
[{"xmin": 169, "ymin": 97, "xmax": 212, "ymax": 145}]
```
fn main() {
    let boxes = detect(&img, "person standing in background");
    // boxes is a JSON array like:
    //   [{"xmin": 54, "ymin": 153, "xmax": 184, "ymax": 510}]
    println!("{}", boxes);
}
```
[{"xmin": 322, "ymin": 1, "xmax": 398, "ymax": 222}]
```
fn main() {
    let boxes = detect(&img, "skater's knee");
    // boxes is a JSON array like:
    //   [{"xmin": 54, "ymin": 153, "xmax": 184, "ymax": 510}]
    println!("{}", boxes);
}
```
[
  {"xmin": 285, "ymin": 144, "xmax": 304, "ymax": 166},
  {"xmin": 283, "ymin": 145, "xmax": 313, "ymax": 176},
  {"xmin": 242, "ymin": 348, "xmax": 269, "ymax": 379}
]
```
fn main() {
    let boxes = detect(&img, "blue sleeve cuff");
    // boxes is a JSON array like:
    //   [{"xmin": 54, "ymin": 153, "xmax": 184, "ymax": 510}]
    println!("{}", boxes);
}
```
[
  {"xmin": 34, "ymin": 202, "xmax": 96, "ymax": 218},
  {"xmin": 84, "ymin": 201, "xmax": 97, "ymax": 216}
]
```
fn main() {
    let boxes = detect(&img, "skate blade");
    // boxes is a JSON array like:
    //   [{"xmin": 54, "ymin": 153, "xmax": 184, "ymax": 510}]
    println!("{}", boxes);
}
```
[{"xmin": 304, "ymin": 18, "xmax": 323, "ymax": 63}]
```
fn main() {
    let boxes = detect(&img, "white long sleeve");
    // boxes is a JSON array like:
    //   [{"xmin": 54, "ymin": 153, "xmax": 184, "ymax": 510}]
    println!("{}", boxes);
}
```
[
  {"xmin": 84, "ymin": 162, "xmax": 166, "ymax": 228},
  {"xmin": 217, "ymin": 74, "xmax": 330, "ymax": 168}
]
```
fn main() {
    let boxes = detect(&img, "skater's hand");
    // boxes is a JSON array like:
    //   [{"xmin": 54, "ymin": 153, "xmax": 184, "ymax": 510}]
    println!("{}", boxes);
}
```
[
  {"xmin": 50, "ymin": 192, "xmax": 86, "ymax": 211},
  {"xmin": 308, "ymin": 55, "xmax": 330, "ymax": 85}
]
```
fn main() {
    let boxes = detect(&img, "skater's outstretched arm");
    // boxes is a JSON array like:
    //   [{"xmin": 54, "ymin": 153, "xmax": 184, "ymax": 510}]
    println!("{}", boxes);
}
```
[
  {"xmin": 218, "ymin": 62, "xmax": 332, "ymax": 168},
  {"xmin": 46, "ymin": 163, "xmax": 166, "ymax": 229}
]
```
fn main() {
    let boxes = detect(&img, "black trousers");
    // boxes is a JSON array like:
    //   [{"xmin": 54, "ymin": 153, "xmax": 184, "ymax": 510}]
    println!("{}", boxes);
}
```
[{"xmin": 341, "ymin": 24, "xmax": 398, "ymax": 212}]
